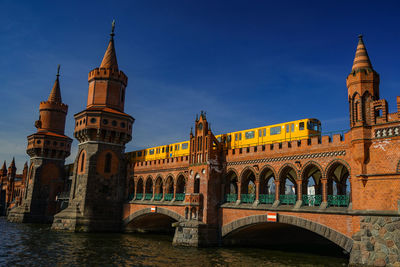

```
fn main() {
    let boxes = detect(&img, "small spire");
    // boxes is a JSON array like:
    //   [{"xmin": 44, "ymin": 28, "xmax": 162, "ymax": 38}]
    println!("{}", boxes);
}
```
[
  {"xmin": 100, "ymin": 20, "xmax": 118, "ymax": 69},
  {"xmin": 9, "ymin": 157, "xmax": 15, "ymax": 168},
  {"xmin": 24, "ymin": 161, "xmax": 28, "ymax": 168},
  {"xmin": 351, "ymin": 34, "xmax": 373, "ymax": 71},
  {"xmin": 190, "ymin": 127, "xmax": 193, "ymax": 135},
  {"xmin": 48, "ymin": 65, "xmax": 62, "ymax": 103},
  {"xmin": 1, "ymin": 161, "xmax": 6, "ymax": 172}
]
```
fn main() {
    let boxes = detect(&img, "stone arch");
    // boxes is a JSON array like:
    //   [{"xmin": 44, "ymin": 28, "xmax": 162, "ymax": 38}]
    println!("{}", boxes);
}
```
[
  {"xmin": 223, "ymin": 169, "xmax": 239, "ymax": 202},
  {"xmin": 300, "ymin": 161, "xmax": 324, "ymax": 204},
  {"xmin": 194, "ymin": 173, "xmax": 200, "ymax": 193},
  {"xmin": 225, "ymin": 168, "xmax": 239, "ymax": 180},
  {"xmin": 154, "ymin": 176, "xmax": 163, "ymax": 199},
  {"xmin": 278, "ymin": 163, "xmax": 299, "ymax": 181},
  {"xmin": 176, "ymin": 173, "xmax": 186, "ymax": 194},
  {"xmin": 239, "ymin": 167, "xmax": 257, "ymax": 201},
  {"xmin": 164, "ymin": 173, "xmax": 175, "ymax": 185},
  {"xmin": 165, "ymin": 174, "xmax": 174, "ymax": 194},
  {"xmin": 278, "ymin": 163, "xmax": 298, "ymax": 198},
  {"xmin": 123, "ymin": 207, "xmax": 185, "ymax": 226},
  {"xmin": 300, "ymin": 161, "xmax": 324, "ymax": 180},
  {"xmin": 136, "ymin": 177, "xmax": 144, "ymax": 195},
  {"xmin": 144, "ymin": 176, "xmax": 153, "ymax": 198},
  {"xmin": 77, "ymin": 149, "xmax": 86, "ymax": 175},
  {"xmin": 259, "ymin": 164, "xmax": 277, "ymax": 180},
  {"xmin": 176, "ymin": 172, "xmax": 188, "ymax": 182},
  {"xmin": 221, "ymin": 214, "xmax": 353, "ymax": 252},
  {"xmin": 325, "ymin": 159, "xmax": 351, "ymax": 200},
  {"xmin": 325, "ymin": 159, "xmax": 351, "ymax": 179}
]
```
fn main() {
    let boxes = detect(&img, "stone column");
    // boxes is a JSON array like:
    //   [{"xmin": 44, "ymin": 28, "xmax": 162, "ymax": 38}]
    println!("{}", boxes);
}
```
[
  {"xmin": 253, "ymin": 180, "xmax": 260, "ymax": 206},
  {"xmin": 236, "ymin": 181, "xmax": 241, "ymax": 204},
  {"xmin": 272, "ymin": 180, "xmax": 280, "ymax": 208},
  {"xmin": 294, "ymin": 179, "xmax": 303, "ymax": 209}
]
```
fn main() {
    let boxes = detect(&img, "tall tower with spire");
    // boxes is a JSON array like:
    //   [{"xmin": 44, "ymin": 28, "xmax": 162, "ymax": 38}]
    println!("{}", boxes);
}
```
[
  {"xmin": 8, "ymin": 66, "xmax": 72, "ymax": 223},
  {"xmin": 52, "ymin": 21, "xmax": 134, "ymax": 232}
]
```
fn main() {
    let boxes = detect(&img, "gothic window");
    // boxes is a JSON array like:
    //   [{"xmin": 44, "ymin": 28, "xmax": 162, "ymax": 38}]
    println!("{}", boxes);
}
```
[
  {"xmin": 104, "ymin": 153, "xmax": 112, "ymax": 173},
  {"xmin": 80, "ymin": 152, "xmax": 85, "ymax": 172}
]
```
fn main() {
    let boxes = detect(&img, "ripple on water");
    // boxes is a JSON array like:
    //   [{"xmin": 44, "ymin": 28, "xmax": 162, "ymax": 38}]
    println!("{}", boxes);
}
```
[{"xmin": 0, "ymin": 218, "xmax": 348, "ymax": 266}]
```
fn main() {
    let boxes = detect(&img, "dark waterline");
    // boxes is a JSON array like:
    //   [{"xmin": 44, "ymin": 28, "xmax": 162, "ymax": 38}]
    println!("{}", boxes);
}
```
[{"xmin": 0, "ymin": 218, "xmax": 348, "ymax": 266}]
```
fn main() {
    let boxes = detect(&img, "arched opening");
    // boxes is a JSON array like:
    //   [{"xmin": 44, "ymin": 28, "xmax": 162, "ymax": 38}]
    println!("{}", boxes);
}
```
[
  {"xmin": 224, "ymin": 170, "xmax": 238, "ymax": 203},
  {"xmin": 176, "ymin": 175, "xmax": 186, "ymax": 201},
  {"xmin": 136, "ymin": 178, "xmax": 144, "ymax": 200},
  {"xmin": 194, "ymin": 174, "xmax": 200, "ymax": 194},
  {"xmin": 104, "ymin": 153, "xmax": 112, "ymax": 173},
  {"xmin": 326, "ymin": 162, "xmax": 350, "ymax": 207},
  {"xmin": 127, "ymin": 178, "xmax": 135, "ymax": 201},
  {"xmin": 301, "ymin": 164, "xmax": 323, "ymax": 206},
  {"xmin": 279, "ymin": 166, "xmax": 297, "ymax": 205},
  {"xmin": 145, "ymin": 177, "xmax": 153, "ymax": 200},
  {"xmin": 259, "ymin": 167, "xmax": 276, "ymax": 204},
  {"xmin": 125, "ymin": 214, "xmax": 177, "ymax": 235},
  {"xmin": 154, "ymin": 176, "xmax": 163, "ymax": 201},
  {"xmin": 165, "ymin": 176, "xmax": 174, "ymax": 201},
  {"xmin": 240, "ymin": 169, "xmax": 256, "ymax": 203},
  {"xmin": 223, "ymin": 219, "xmax": 349, "ymax": 260}
]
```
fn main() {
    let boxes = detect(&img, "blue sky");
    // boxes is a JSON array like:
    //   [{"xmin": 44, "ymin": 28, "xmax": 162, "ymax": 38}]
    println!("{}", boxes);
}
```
[{"xmin": 1, "ymin": 0, "xmax": 400, "ymax": 170}]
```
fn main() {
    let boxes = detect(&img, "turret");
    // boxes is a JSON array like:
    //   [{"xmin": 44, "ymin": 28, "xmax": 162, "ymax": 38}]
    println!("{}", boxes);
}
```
[
  {"xmin": 8, "ymin": 158, "xmax": 16, "ymax": 179},
  {"xmin": 346, "ymin": 35, "xmax": 380, "ymax": 128},
  {"xmin": 0, "ymin": 161, "xmax": 7, "ymax": 177}
]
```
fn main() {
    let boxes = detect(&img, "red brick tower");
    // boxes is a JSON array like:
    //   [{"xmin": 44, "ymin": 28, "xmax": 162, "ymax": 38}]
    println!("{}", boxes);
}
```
[
  {"xmin": 8, "ymin": 66, "xmax": 72, "ymax": 223},
  {"xmin": 6, "ymin": 158, "xmax": 16, "ymax": 205},
  {"xmin": 0, "ymin": 161, "xmax": 6, "ymax": 215},
  {"xmin": 173, "ymin": 111, "xmax": 222, "ymax": 246},
  {"xmin": 52, "ymin": 21, "xmax": 134, "ymax": 232}
]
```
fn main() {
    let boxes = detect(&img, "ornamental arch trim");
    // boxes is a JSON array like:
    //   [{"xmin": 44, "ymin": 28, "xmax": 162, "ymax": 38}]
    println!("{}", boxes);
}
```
[
  {"xmin": 259, "ymin": 164, "xmax": 278, "ymax": 181},
  {"xmin": 239, "ymin": 166, "xmax": 258, "ymax": 182},
  {"xmin": 164, "ymin": 173, "xmax": 175, "ymax": 184},
  {"xmin": 325, "ymin": 159, "xmax": 351, "ymax": 178},
  {"xmin": 176, "ymin": 172, "xmax": 188, "ymax": 182},
  {"xmin": 277, "ymin": 163, "xmax": 299, "ymax": 181},
  {"xmin": 221, "ymin": 214, "xmax": 353, "ymax": 252},
  {"xmin": 396, "ymin": 160, "xmax": 400, "ymax": 173},
  {"xmin": 300, "ymin": 161, "xmax": 325, "ymax": 180}
]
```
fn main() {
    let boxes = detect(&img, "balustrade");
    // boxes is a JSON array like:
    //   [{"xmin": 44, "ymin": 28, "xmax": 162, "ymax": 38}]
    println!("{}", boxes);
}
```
[
  {"xmin": 279, "ymin": 194, "xmax": 296, "ymax": 205},
  {"xmin": 327, "ymin": 195, "xmax": 350, "ymax": 207},
  {"xmin": 302, "ymin": 195, "xmax": 322, "ymax": 206},
  {"xmin": 259, "ymin": 194, "xmax": 275, "ymax": 204},
  {"xmin": 135, "ymin": 193, "xmax": 143, "ymax": 200},
  {"xmin": 225, "ymin": 194, "xmax": 237, "ymax": 203},
  {"xmin": 164, "ymin": 193, "xmax": 173, "ymax": 201},
  {"xmin": 154, "ymin": 193, "xmax": 163, "ymax": 201},
  {"xmin": 144, "ymin": 193, "xmax": 153, "ymax": 200},
  {"xmin": 241, "ymin": 194, "xmax": 255, "ymax": 203},
  {"xmin": 175, "ymin": 193, "xmax": 185, "ymax": 201}
]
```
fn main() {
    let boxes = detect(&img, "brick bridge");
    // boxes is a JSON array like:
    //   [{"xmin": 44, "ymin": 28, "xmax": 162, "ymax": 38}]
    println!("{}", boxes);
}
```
[{"xmin": 122, "ymin": 38, "xmax": 400, "ymax": 266}]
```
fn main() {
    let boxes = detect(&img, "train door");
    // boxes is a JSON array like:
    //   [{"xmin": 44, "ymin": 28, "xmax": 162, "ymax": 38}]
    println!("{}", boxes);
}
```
[{"xmin": 285, "ymin": 123, "xmax": 294, "ymax": 141}]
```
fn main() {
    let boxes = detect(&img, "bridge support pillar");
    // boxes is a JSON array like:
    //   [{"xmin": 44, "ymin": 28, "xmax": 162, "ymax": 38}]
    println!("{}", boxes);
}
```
[{"xmin": 172, "ymin": 220, "xmax": 219, "ymax": 247}]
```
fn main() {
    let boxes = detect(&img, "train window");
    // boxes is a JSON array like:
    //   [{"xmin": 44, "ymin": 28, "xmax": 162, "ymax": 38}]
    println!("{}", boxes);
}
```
[
  {"xmin": 162, "ymin": 147, "xmax": 165, "ymax": 153},
  {"xmin": 149, "ymin": 149, "xmax": 154, "ymax": 155},
  {"xmin": 245, "ymin": 131, "xmax": 255, "ymax": 139},
  {"xmin": 182, "ymin": 143, "xmax": 188, "ymax": 149},
  {"xmin": 227, "ymin": 135, "xmax": 231, "ymax": 142},
  {"xmin": 286, "ymin": 124, "xmax": 290, "ymax": 133},
  {"xmin": 170, "ymin": 146, "xmax": 173, "ymax": 151},
  {"xmin": 263, "ymin": 128, "xmax": 266, "ymax": 136},
  {"xmin": 156, "ymin": 148, "xmax": 159, "ymax": 154},
  {"xmin": 307, "ymin": 121, "xmax": 321, "ymax": 132},
  {"xmin": 137, "ymin": 151, "xmax": 142, "ymax": 157},
  {"xmin": 258, "ymin": 129, "xmax": 262, "ymax": 137},
  {"xmin": 144, "ymin": 151, "xmax": 147, "ymax": 156},
  {"xmin": 299, "ymin": 122, "xmax": 305, "ymax": 130},
  {"xmin": 291, "ymin": 124, "xmax": 294, "ymax": 132},
  {"xmin": 166, "ymin": 146, "xmax": 169, "ymax": 153},
  {"xmin": 175, "ymin": 144, "xmax": 179, "ymax": 150},
  {"xmin": 235, "ymin": 134, "xmax": 238, "ymax": 141},
  {"xmin": 270, "ymin": 126, "xmax": 281, "ymax": 135}
]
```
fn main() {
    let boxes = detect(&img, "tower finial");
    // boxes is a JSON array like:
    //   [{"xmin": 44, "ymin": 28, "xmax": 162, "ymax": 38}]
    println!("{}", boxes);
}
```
[
  {"xmin": 358, "ymin": 34, "xmax": 363, "ymax": 40},
  {"xmin": 351, "ymin": 34, "xmax": 372, "ymax": 72},
  {"xmin": 57, "ymin": 64, "xmax": 60, "ymax": 77},
  {"xmin": 111, "ymin": 19, "xmax": 115, "ymax": 38}
]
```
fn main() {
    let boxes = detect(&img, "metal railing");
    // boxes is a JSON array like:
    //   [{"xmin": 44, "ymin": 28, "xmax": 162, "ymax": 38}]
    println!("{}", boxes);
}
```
[
  {"xmin": 154, "ymin": 193, "xmax": 163, "ymax": 201},
  {"xmin": 225, "ymin": 194, "xmax": 238, "ymax": 203},
  {"xmin": 164, "ymin": 193, "xmax": 174, "ymax": 201},
  {"xmin": 241, "ymin": 194, "xmax": 255, "ymax": 203},
  {"xmin": 302, "ymin": 195, "xmax": 322, "ymax": 206},
  {"xmin": 144, "ymin": 193, "xmax": 153, "ymax": 200},
  {"xmin": 259, "ymin": 194, "xmax": 275, "ymax": 204},
  {"xmin": 328, "ymin": 195, "xmax": 350, "ymax": 207},
  {"xmin": 175, "ymin": 193, "xmax": 185, "ymax": 201},
  {"xmin": 279, "ymin": 195, "xmax": 296, "ymax": 205},
  {"xmin": 135, "ymin": 193, "xmax": 143, "ymax": 200},
  {"xmin": 127, "ymin": 193, "xmax": 134, "ymax": 201}
]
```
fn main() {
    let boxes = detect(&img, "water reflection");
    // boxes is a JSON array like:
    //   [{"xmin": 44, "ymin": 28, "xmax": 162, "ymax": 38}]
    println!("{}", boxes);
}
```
[{"xmin": 0, "ymin": 218, "xmax": 347, "ymax": 266}]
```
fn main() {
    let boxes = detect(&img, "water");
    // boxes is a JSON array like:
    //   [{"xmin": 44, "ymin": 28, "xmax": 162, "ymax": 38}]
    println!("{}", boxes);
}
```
[{"xmin": 0, "ymin": 218, "xmax": 348, "ymax": 266}]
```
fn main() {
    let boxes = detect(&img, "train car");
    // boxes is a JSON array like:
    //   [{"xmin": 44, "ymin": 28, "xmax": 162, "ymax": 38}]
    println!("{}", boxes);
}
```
[{"xmin": 127, "ymin": 118, "xmax": 321, "ymax": 163}]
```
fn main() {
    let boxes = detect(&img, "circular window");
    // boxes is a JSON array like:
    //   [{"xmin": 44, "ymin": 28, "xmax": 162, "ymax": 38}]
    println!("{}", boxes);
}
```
[
  {"xmin": 120, "ymin": 122, "xmax": 126, "ymax": 128},
  {"xmin": 90, "ymin": 118, "xmax": 96, "ymax": 123},
  {"xmin": 37, "ymin": 140, "xmax": 41, "ymax": 144},
  {"xmin": 103, "ymin": 119, "xmax": 108, "ymax": 125},
  {"xmin": 112, "ymin": 120, "xmax": 117, "ymax": 126}
]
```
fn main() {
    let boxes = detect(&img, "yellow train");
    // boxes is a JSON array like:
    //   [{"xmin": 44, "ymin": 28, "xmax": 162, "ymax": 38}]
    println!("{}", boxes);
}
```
[{"xmin": 127, "ymin": 118, "xmax": 321, "ymax": 163}]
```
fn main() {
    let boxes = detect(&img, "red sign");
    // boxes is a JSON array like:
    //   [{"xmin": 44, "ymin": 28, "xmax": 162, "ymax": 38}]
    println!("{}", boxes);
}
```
[
  {"xmin": 267, "ymin": 212, "xmax": 277, "ymax": 222},
  {"xmin": 151, "ymin": 206, "xmax": 156, "ymax": 213}
]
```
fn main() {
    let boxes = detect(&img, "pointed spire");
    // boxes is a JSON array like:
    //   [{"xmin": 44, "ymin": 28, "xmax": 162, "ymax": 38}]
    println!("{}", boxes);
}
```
[
  {"xmin": 1, "ymin": 161, "xmax": 6, "ymax": 172},
  {"xmin": 48, "ymin": 65, "xmax": 62, "ymax": 103},
  {"xmin": 352, "ymin": 34, "xmax": 373, "ymax": 72},
  {"xmin": 24, "ymin": 161, "xmax": 28, "ymax": 168},
  {"xmin": 100, "ymin": 20, "xmax": 118, "ymax": 70},
  {"xmin": 9, "ymin": 157, "xmax": 15, "ymax": 168}
]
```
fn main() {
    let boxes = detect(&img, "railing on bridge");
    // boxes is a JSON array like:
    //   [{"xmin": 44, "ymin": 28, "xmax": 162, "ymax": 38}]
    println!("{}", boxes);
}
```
[
  {"xmin": 175, "ymin": 193, "xmax": 185, "ymax": 201},
  {"xmin": 241, "ymin": 194, "xmax": 255, "ymax": 203},
  {"xmin": 259, "ymin": 194, "xmax": 275, "ymax": 204},
  {"xmin": 154, "ymin": 193, "xmax": 163, "ymax": 201},
  {"xmin": 144, "ymin": 194, "xmax": 153, "ymax": 200},
  {"xmin": 225, "ymin": 194, "xmax": 237, "ymax": 203},
  {"xmin": 328, "ymin": 195, "xmax": 350, "ymax": 207},
  {"xmin": 279, "ymin": 195, "xmax": 297, "ymax": 205},
  {"xmin": 164, "ymin": 193, "xmax": 174, "ymax": 201},
  {"xmin": 302, "ymin": 195, "xmax": 322, "ymax": 206},
  {"xmin": 135, "ymin": 193, "xmax": 143, "ymax": 200}
]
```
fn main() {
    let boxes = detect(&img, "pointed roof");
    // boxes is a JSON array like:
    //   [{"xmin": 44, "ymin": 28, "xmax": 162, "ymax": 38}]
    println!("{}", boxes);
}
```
[
  {"xmin": 24, "ymin": 161, "xmax": 28, "ymax": 168},
  {"xmin": 352, "ymin": 34, "xmax": 373, "ymax": 71},
  {"xmin": 100, "ymin": 20, "xmax": 118, "ymax": 70},
  {"xmin": 48, "ymin": 65, "xmax": 62, "ymax": 103},
  {"xmin": 1, "ymin": 161, "xmax": 6, "ymax": 172},
  {"xmin": 9, "ymin": 157, "xmax": 15, "ymax": 169}
]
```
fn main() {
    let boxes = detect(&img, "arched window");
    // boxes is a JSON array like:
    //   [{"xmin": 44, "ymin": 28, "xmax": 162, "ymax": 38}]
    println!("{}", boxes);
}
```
[
  {"xmin": 104, "ymin": 153, "xmax": 112, "ymax": 173},
  {"xmin": 80, "ymin": 152, "xmax": 85, "ymax": 172},
  {"xmin": 194, "ymin": 174, "xmax": 200, "ymax": 193}
]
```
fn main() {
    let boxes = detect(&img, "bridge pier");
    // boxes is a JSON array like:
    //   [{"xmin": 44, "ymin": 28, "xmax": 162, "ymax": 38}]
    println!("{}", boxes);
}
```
[{"xmin": 172, "ymin": 220, "xmax": 219, "ymax": 247}]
